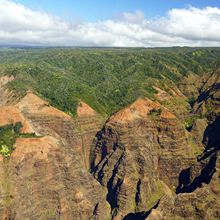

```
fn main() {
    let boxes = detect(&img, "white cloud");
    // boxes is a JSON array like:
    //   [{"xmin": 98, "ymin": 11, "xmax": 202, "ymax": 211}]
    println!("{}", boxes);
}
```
[
  {"xmin": 151, "ymin": 7, "xmax": 220, "ymax": 42},
  {"xmin": 117, "ymin": 10, "xmax": 146, "ymax": 24},
  {"xmin": 0, "ymin": 0, "xmax": 220, "ymax": 47}
]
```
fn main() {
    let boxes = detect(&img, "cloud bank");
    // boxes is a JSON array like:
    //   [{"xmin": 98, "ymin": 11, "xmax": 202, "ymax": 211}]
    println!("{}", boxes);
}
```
[{"xmin": 0, "ymin": 0, "xmax": 220, "ymax": 47}]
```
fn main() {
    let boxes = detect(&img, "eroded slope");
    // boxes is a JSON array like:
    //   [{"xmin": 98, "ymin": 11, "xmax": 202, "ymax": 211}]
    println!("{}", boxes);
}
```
[{"xmin": 0, "ymin": 91, "xmax": 110, "ymax": 220}]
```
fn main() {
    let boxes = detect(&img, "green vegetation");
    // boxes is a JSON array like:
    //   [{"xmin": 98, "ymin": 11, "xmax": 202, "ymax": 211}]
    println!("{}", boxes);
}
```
[
  {"xmin": 0, "ymin": 145, "xmax": 11, "ymax": 158},
  {"xmin": 0, "ymin": 122, "xmax": 37, "ymax": 158},
  {"xmin": 0, "ymin": 47, "xmax": 220, "ymax": 116},
  {"xmin": 184, "ymin": 115, "xmax": 199, "ymax": 131},
  {"xmin": 184, "ymin": 112, "xmax": 209, "ymax": 131},
  {"xmin": 0, "ymin": 124, "xmax": 17, "ymax": 158},
  {"xmin": 145, "ymin": 181, "xmax": 164, "ymax": 210}
]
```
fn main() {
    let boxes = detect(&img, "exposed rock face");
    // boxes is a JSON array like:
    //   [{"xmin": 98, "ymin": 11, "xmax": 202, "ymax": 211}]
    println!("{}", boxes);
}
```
[
  {"xmin": 147, "ymin": 70, "xmax": 220, "ymax": 220},
  {"xmin": 77, "ymin": 102, "xmax": 97, "ymax": 117},
  {"xmin": 191, "ymin": 118, "xmax": 208, "ymax": 149},
  {"xmin": 0, "ymin": 106, "xmax": 34, "ymax": 133},
  {"xmin": 90, "ymin": 98, "xmax": 197, "ymax": 219},
  {"xmin": 89, "ymin": 71, "xmax": 220, "ymax": 219},
  {"xmin": 0, "ymin": 76, "xmax": 15, "ymax": 106},
  {"xmin": 149, "ymin": 150, "xmax": 220, "ymax": 220},
  {"xmin": 0, "ymin": 70, "xmax": 219, "ymax": 220},
  {"xmin": 153, "ymin": 87, "xmax": 172, "ymax": 102},
  {"xmin": 148, "ymin": 187, "xmax": 220, "ymax": 220},
  {"xmin": 75, "ymin": 102, "xmax": 105, "ymax": 170},
  {"xmin": 16, "ymin": 91, "xmax": 72, "ymax": 119},
  {"xmin": 0, "ymin": 92, "xmax": 110, "ymax": 220}
]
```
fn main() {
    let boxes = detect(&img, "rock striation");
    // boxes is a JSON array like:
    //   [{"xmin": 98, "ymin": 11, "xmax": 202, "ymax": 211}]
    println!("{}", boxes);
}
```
[
  {"xmin": 0, "ymin": 70, "xmax": 219, "ymax": 220},
  {"xmin": 147, "ymin": 70, "xmax": 220, "ymax": 220},
  {"xmin": 74, "ymin": 102, "xmax": 105, "ymax": 170},
  {"xmin": 90, "ymin": 98, "xmax": 197, "ymax": 219},
  {"xmin": 0, "ymin": 76, "xmax": 15, "ymax": 106},
  {"xmin": 0, "ymin": 91, "xmax": 110, "ymax": 220}
]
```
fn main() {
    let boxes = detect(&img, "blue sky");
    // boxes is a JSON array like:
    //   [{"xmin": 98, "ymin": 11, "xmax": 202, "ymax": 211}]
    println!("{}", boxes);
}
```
[{"xmin": 15, "ymin": 0, "xmax": 220, "ymax": 21}]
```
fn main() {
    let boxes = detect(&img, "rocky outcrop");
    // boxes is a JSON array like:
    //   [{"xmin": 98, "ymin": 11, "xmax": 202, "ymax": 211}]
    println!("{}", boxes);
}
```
[
  {"xmin": 148, "ymin": 186, "xmax": 220, "ymax": 220},
  {"xmin": 148, "ymin": 149, "xmax": 220, "ymax": 220},
  {"xmin": 147, "ymin": 70, "xmax": 220, "ymax": 220},
  {"xmin": 0, "ymin": 91, "xmax": 110, "ymax": 220},
  {"xmin": 74, "ymin": 102, "xmax": 105, "ymax": 170},
  {"xmin": 90, "ymin": 98, "xmax": 197, "ymax": 219},
  {"xmin": 0, "ymin": 106, "xmax": 35, "ymax": 133},
  {"xmin": 77, "ymin": 102, "xmax": 97, "ymax": 117},
  {"xmin": 0, "ymin": 75, "xmax": 15, "ymax": 106},
  {"xmin": 0, "ymin": 69, "xmax": 219, "ymax": 220}
]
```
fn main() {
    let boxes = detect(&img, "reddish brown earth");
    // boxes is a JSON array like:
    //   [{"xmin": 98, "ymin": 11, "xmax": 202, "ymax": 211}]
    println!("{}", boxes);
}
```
[
  {"xmin": 0, "ymin": 91, "xmax": 110, "ymax": 220},
  {"xmin": 0, "ymin": 71, "xmax": 219, "ymax": 220},
  {"xmin": 147, "ymin": 71, "xmax": 220, "ymax": 220},
  {"xmin": 77, "ymin": 102, "xmax": 97, "ymax": 117},
  {"xmin": 74, "ymin": 101, "xmax": 105, "ymax": 170},
  {"xmin": 153, "ymin": 87, "xmax": 172, "ymax": 101},
  {"xmin": 0, "ymin": 76, "xmax": 15, "ymax": 106},
  {"xmin": 90, "ymin": 98, "xmax": 197, "ymax": 219},
  {"xmin": 0, "ymin": 106, "xmax": 34, "ymax": 133}
]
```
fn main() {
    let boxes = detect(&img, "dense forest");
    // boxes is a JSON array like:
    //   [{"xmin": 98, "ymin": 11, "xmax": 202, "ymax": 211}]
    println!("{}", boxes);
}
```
[{"xmin": 0, "ymin": 47, "xmax": 220, "ymax": 116}]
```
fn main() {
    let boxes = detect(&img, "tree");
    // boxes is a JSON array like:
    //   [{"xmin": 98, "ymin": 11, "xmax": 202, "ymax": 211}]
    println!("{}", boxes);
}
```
[{"xmin": 0, "ymin": 144, "xmax": 10, "ymax": 158}]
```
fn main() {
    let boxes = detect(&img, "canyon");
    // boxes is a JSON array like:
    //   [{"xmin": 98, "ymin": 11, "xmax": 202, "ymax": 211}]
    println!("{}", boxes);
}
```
[{"xmin": 0, "ymin": 68, "xmax": 219, "ymax": 220}]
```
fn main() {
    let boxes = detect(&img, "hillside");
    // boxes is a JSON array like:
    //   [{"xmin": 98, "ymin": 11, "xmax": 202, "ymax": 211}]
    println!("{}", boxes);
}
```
[
  {"xmin": 0, "ymin": 48, "xmax": 219, "ymax": 220},
  {"xmin": 0, "ymin": 48, "xmax": 220, "ymax": 116}
]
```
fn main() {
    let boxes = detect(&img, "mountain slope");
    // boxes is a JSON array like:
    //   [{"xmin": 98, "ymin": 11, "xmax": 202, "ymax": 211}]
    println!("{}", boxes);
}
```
[
  {"xmin": 0, "ymin": 48, "xmax": 219, "ymax": 220},
  {"xmin": 0, "ymin": 89, "xmax": 110, "ymax": 220}
]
